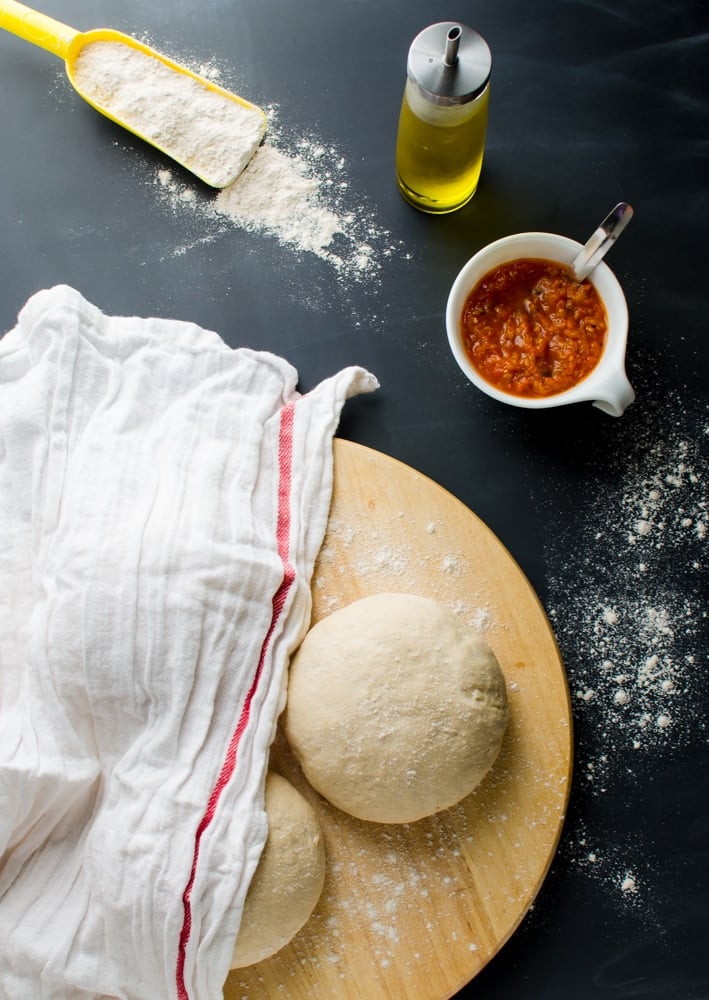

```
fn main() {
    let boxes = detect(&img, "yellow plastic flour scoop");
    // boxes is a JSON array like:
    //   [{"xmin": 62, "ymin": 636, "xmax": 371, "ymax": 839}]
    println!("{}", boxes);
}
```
[{"xmin": 0, "ymin": 0, "xmax": 267, "ymax": 187}]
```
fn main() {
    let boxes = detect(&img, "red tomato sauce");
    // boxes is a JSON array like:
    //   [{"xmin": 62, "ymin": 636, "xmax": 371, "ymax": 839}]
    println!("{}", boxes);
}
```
[{"xmin": 460, "ymin": 258, "xmax": 608, "ymax": 398}]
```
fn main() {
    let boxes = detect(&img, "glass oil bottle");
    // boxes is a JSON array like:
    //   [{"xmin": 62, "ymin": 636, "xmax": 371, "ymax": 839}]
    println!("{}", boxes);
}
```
[{"xmin": 395, "ymin": 22, "xmax": 492, "ymax": 214}]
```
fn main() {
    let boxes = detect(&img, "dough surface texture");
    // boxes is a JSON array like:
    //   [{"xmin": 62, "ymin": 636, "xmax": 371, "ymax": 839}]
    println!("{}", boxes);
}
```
[
  {"xmin": 230, "ymin": 772, "xmax": 326, "ymax": 968},
  {"xmin": 284, "ymin": 593, "xmax": 509, "ymax": 824}
]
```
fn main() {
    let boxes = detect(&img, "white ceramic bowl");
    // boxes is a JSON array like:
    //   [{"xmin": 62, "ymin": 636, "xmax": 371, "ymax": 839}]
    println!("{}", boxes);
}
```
[{"xmin": 445, "ymin": 232, "xmax": 634, "ymax": 416}]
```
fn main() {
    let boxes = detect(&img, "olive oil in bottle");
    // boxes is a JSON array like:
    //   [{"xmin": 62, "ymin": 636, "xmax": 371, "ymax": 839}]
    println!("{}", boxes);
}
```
[{"xmin": 395, "ymin": 23, "xmax": 492, "ymax": 214}]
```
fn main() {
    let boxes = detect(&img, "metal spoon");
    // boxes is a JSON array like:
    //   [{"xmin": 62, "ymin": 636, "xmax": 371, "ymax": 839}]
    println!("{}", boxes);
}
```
[{"xmin": 571, "ymin": 202, "xmax": 634, "ymax": 282}]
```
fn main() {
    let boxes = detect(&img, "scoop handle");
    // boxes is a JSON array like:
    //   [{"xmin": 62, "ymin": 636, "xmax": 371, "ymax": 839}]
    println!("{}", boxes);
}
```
[{"xmin": 0, "ymin": 0, "xmax": 78, "ymax": 59}]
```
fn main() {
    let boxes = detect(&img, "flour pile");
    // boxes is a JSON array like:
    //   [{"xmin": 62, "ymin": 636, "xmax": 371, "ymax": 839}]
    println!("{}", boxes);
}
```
[
  {"xmin": 153, "ymin": 106, "xmax": 403, "ymax": 286},
  {"xmin": 215, "ymin": 143, "xmax": 341, "ymax": 257}
]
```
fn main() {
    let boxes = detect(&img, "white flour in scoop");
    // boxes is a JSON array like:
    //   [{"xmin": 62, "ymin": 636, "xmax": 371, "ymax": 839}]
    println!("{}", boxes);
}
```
[{"xmin": 73, "ymin": 41, "xmax": 265, "ymax": 187}]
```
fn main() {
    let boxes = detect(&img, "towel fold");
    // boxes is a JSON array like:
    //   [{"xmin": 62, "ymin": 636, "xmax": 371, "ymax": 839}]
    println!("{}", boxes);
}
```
[{"xmin": 0, "ymin": 285, "xmax": 377, "ymax": 1000}]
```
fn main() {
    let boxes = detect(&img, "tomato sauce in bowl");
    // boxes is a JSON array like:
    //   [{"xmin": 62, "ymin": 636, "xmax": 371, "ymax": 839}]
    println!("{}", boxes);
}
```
[{"xmin": 460, "ymin": 258, "xmax": 607, "ymax": 398}]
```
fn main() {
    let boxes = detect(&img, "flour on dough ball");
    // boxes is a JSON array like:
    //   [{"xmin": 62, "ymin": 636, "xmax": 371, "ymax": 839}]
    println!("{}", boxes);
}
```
[
  {"xmin": 230, "ymin": 772, "xmax": 326, "ymax": 969},
  {"xmin": 284, "ymin": 593, "xmax": 508, "ymax": 824}
]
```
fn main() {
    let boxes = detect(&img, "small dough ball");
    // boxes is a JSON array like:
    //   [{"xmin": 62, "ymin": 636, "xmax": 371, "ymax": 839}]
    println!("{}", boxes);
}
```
[
  {"xmin": 230, "ymin": 772, "xmax": 326, "ymax": 969},
  {"xmin": 284, "ymin": 593, "xmax": 508, "ymax": 824}
]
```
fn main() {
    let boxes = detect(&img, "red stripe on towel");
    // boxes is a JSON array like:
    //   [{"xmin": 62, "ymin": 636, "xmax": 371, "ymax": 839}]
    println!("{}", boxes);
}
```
[{"xmin": 176, "ymin": 402, "xmax": 296, "ymax": 999}]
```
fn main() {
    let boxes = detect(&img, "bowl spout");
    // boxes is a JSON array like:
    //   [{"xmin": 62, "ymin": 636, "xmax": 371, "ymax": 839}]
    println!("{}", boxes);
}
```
[{"xmin": 590, "ymin": 367, "xmax": 635, "ymax": 417}]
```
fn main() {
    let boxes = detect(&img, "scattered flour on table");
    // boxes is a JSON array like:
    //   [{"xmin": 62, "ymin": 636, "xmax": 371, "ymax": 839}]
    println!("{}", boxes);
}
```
[
  {"xmin": 563, "ymin": 818, "xmax": 648, "ymax": 913},
  {"xmin": 153, "ymin": 103, "xmax": 407, "ymax": 286},
  {"xmin": 543, "ymin": 395, "xmax": 707, "ymax": 908},
  {"xmin": 547, "ymin": 422, "xmax": 706, "ymax": 760}
]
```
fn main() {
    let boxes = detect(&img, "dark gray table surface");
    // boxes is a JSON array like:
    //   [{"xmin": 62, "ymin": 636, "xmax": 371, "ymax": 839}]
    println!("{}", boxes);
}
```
[{"xmin": 1, "ymin": 0, "xmax": 707, "ymax": 997}]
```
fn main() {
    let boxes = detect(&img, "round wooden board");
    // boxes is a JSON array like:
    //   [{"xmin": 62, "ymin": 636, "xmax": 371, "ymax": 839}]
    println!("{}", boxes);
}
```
[{"xmin": 225, "ymin": 439, "xmax": 573, "ymax": 1000}]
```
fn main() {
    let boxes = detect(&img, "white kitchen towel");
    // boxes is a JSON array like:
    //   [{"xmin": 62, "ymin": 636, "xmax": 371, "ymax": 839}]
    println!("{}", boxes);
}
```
[{"xmin": 0, "ymin": 285, "xmax": 377, "ymax": 1000}]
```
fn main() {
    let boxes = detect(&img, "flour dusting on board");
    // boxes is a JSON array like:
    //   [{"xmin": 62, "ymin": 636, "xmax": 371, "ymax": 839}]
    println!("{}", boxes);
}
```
[{"xmin": 316, "ymin": 509, "xmax": 492, "ymax": 632}]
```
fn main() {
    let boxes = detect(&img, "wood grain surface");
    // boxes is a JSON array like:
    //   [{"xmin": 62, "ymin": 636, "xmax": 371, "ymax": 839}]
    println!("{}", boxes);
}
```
[{"xmin": 224, "ymin": 439, "xmax": 573, "ymax": 999}]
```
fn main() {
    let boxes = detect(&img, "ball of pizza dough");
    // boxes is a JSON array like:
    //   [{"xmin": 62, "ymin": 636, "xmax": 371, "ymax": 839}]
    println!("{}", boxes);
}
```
[
  {"xmin": 230, "ymin": 771, "xmax": 326, "ymax": 968},
  {"xmin": 284, "ymin": 593, "xmax": 508, "ymax": 824}
]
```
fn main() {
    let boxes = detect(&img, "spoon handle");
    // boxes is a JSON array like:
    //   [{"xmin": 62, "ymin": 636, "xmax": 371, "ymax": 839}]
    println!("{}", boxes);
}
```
[
  {"xmin": 0, "ymin": 0, "xmax": 77, "ymax": 58},
  {"xmin": 571, "ymin": 202, "xmax": 634, "ymax": 282}
]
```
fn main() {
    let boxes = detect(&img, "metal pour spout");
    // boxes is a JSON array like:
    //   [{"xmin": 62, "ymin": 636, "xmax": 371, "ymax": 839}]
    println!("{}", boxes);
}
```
[{"xmin": 443, "ymin": 25, "xmax": 461, "ymax": 67}]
